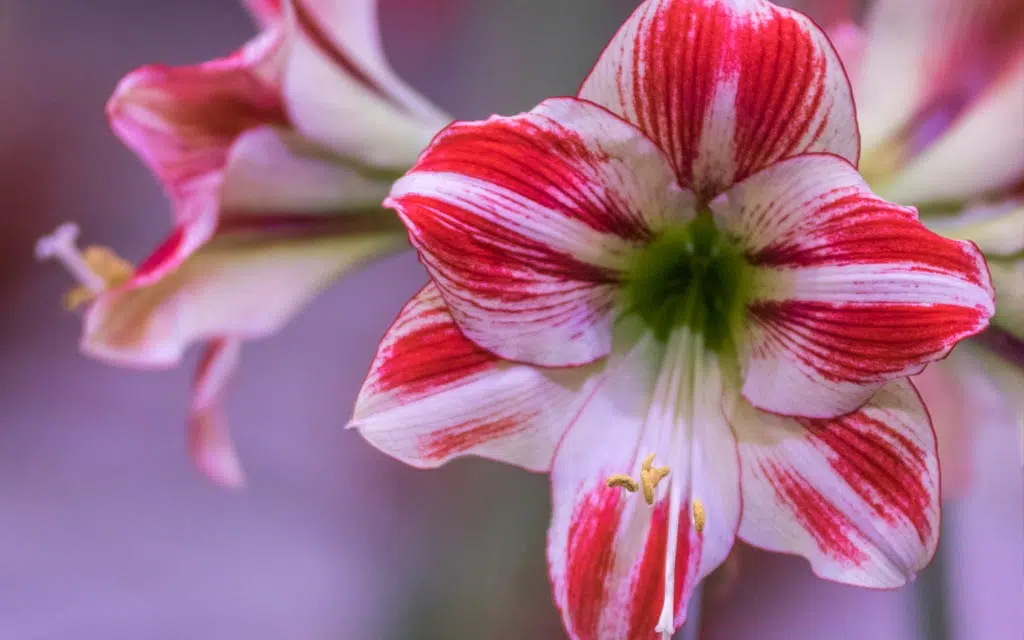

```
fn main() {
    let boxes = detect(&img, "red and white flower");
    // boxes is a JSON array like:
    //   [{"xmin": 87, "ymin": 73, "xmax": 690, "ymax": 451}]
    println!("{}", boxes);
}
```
[
  {"xmin": 809, "ymin": 0, "xmax": 1024, "ymax": 490},
  {"xmin": 349, "ymin": 1, "xmax": 994, "ymax": 638},
  {"xmin": 36, "ymin": 0, "xmax": 449, "ymax": 487}
]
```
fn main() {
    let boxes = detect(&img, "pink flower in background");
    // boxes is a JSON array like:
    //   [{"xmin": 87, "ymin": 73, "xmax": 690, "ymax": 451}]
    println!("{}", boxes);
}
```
[
  {"xmin": 349, "ymin": 1, "xmax": 994, "ymax": 638},
  {"xmin": 813, "ymin": 0, "xmax": 1024, "ymax": 490},
  {"xmin": 36, "ymin": 0, "xmax": 449, "ymax": 487}
]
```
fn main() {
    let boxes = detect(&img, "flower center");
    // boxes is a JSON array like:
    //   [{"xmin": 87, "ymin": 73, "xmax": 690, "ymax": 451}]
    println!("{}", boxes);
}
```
[{"xmin": 622, "ymin": 213, "xmax": 750, "ymax": 353}]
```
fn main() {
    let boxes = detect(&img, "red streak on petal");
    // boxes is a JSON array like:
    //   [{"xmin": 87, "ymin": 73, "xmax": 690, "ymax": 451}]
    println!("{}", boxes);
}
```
[
  {"xmin": 373, "ymin": 304, "xmax": 495, "ymax": 398},
  {"xmin": 400, "ymin": 194, "xmax": 619, "ymax": 288},
  {"xmin": 749, "ymin": 301, "xmax": 989, "ymax": 381},
  {"xmin": 751, "ymin": 196, "xmax": 987, "ymax": 289},
  {"xmin": 134, "ymin": 227, "xmax": 186, "ymax": 280},
  {"xmin": 292, "ymin": 0, "xmax": 393, "ymax": 104},
  {"xmin": 566, "ymin": 486, "xmax": 624, "ymax": 640},
  {"xmin": 409, "ymin": 116, "xmax": 652, "ymax": 243},
  {"xmin": 622, "ymin": 1, "xmax": 733, "ymax": 195},
  {"xmin": 764, "ymin": 464, "xmax": 867, "ymax": 565},
  {"xmin": 733, "ymin": 11, "xmax": 828, "ymax": 181},
  {"xmin": 803, "ymin": 414, "xmax": 933, "ymax": 545},
  {"xmin": 418, "ymin": 414, "xmax": 528, "ymax": 461},
  {"xmin": 627, "ymin": 500, "xmax": 700, "ymax": 640}
]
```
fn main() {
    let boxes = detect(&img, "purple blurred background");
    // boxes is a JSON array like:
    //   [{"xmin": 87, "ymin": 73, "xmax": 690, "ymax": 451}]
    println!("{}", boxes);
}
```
[{"xmin": 1, "ymin": 1, "xmax": 1021, "ymax": 638}]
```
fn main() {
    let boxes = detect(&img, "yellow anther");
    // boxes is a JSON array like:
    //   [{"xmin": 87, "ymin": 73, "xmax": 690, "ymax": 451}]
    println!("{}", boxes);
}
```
[
  {"xmin": 606, "ymin": 453, "xmax": 671, "ymax": 505},
  {"xmin": 606, "ymin": 474, "xmax": 640, "ymax": 493},
  {"xmin": 640, "ymin": 452, "xmax": 670, "ymax": 505},
  {"xmin": 692, "ymin": 499, "xmax": 706, "ymax": 534}
]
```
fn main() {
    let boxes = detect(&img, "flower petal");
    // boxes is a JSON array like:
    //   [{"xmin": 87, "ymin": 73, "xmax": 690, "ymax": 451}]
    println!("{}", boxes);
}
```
[
  {"xmin": 712, "ymin": 154, "xmax": 994, "ymax": 417},
  {"xmin": 220, "ymin": 125, "xmax": 397, "ymax": 213},
  {"xmin": 926, "ymin": 199, "xmax": 1024, "ymax": 257},
  {"xmin": 912, "ymin": 347, "xmax": 1012, "ymax": 496},
  {"xmin": 578, "ymin": 0, "xmax": 857, "ymax": 200},
  {"xmin": 107, "ymin": 29, "xmax": 287, "ymax": 204},
  {"xmin": 350, "ymin": 283, "xmax": 601, "ymax": 472},
  {"xmin": 854, "ymin": 0, "xmax": 1024, "ymax": 154},
  {"xmin": 281, "ymin": 0, "xmax": 449, "ymax": 168},
  {"xmin": 243, "ymin": 0, "xmax": 283, "ymax": 26},
  {"xmin": 188, "ymin": 338, "xmax": 246, "ymax": 489},
  {"xmin": 387, "ymin": 96, "xmax": 691, "ymax": 367},
  {"xmin": 82, "ymin": 222, "xmax": 406, "ymax": 367},
  {"xmin": 730, "ymin": 379, "xmax": 939, "ymax": 588},
  {"xmin": 548, "ymin": 325, "xmax": 739, "ymax": 639},
  {"xmin": 990, "ymin": 260, "xmax": 1024, "ymax": 341},
  {"xmin": 878, "ymin": 52, "xmax": 1024, "ymax": 206}
]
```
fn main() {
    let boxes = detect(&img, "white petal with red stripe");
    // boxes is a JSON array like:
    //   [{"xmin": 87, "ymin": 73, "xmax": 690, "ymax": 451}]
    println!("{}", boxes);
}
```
[
  {"xmin": 548, "ymin": 325, "xmax": 739, "ymax": 640},
  {"xmin": 107, "ymin": 29, "xmax": 287, "ymax": 204},
  {"xmin": 350, "ymin": 284, "xmax": 602, "ymax": 472},
  {"xmin": 711, "ymin": 154, "xmax": 994, "ymax": 417},
  {"xmin": 387, "ymin": 97, "xmax": 691, "ymax": 367},
  {"xmin": 730, "ymin": 379, "xmax": 939, "ymax": 587},
  {"xmin": 579, "ymin": 0, "xmax": 857, "ymax": 201}
]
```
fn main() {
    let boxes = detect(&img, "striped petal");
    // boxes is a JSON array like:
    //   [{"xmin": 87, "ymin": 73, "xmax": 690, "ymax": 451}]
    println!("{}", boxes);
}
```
[
  {"xmin": 578, "ymin": 0, "xmax": 857, "ymax": 201},
  {"xmin": 712, "ymin": 154, "xmax": 994, "ymax": 417},
  {"xmin": 730, "ymin": 379, "xmax": 939, "ymax": 588},
  {"xmin": 350, "ymin": 283, "xmax": 601, "ymax": 472},
  {"xmin": 82, "ymin": 220, "xmax": 405, "ymax": 367},
  {"xmin": 281, "ymin": 0, "xmax": 449, "ymax": 169},
  {"xmin": 548, "ymin": 325, "xmax": 739, "ymax": 640},
  {"xmin": 107, "ymin": 29, "xmax": 286, "ymax": 207},
  {"xmin": 387, "ymin": 97, "xmax": 691, "ymax": 367}
]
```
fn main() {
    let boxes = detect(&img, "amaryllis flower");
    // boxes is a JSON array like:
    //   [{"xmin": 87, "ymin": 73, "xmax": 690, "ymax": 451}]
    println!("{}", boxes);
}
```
[
  {"xmin": 36, "ymin": 0, "xmax": 449, "ymax": 487},
  {"xmin": 349, "ymin": 0, "xmax": 994, "ymax": 638},
  {"xmin": 812, "ymin": 0, "xmax": 1024, "ymax": 489}
]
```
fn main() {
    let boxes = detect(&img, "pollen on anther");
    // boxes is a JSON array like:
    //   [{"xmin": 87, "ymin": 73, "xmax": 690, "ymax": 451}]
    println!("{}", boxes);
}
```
[
  {"xmin": 606, "ymin": 474, "xmax": 639, "ymax": 493},
  {"xmin": 640, "ymin": 453, "xmax": 670, "ymax": 505},
  {"xmin": 693, "ymin": 499, "xmax": 706, "ymax": 534}
]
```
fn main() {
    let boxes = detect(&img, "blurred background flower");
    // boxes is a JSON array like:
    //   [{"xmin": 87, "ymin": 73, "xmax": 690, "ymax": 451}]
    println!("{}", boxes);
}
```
[{"xmin": 2, "ymin": 1, "xmax": 1021, "ymax": 639}]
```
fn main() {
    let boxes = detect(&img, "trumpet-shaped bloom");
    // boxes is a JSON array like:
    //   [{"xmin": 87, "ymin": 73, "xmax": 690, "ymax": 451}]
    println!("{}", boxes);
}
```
[
  {"xmin": 37, "ymin": 0, "xmax": 449, "ymax": 486},
  {"xmin": 351, "ymin": 1, "xmax": 994, "ymax": 637}
]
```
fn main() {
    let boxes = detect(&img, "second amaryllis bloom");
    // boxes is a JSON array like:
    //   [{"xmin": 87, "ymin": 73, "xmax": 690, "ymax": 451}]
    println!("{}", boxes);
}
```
[
  {"xmin": 36, "ymin": 0, "xmax": 449, "ymax": 486},
  {"xmin": 349, "ymin": 1, "xmax": 995, "ymax": 639}
]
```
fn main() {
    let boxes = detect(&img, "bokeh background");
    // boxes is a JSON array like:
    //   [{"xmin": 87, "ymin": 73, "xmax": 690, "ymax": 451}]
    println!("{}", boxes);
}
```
[{"xmin": 1, "ymin": 1, "xmax": 1021, "ymax": 638}]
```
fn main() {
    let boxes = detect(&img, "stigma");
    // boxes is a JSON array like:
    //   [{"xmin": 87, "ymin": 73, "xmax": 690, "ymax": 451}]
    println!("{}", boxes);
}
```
[
  {"xmin": 36, "ymin": 223, "xmax": 134, "ymax": 309},
  {"xmin": 605, "ymin": 452, "xmax": 670, "ymax": 505}
]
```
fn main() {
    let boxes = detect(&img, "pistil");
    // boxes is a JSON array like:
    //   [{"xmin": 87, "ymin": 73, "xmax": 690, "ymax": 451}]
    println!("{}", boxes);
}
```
[
  {"xmin": 621, "ymin": 214, "xmax": 750, "ymax": 355},
  {"xmin": 36, "ymin": 223, "xmax": 134, "ymax": 309}
]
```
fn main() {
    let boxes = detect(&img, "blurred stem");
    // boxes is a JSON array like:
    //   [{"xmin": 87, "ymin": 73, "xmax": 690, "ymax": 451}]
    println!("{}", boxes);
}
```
[
  {"xmin": 916, "ymin": 503, "xmax": 954, "ymax": 640},
  {"xmin": 676, "ymin": 584, "xmax": 703, "ymax": 640}
]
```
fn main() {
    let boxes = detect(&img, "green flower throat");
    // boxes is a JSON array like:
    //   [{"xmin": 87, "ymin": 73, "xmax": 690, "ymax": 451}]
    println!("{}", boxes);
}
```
[{"xmin": 622, "ymin": 213, "xmax": 752, "ymax": 353}]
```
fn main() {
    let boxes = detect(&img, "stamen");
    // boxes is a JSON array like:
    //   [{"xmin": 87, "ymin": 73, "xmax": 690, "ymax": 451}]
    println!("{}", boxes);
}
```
[
  {"xmin": 606, "ymin": 474, "xmax": 639, "ymax": 493},
  {"xmin": 36, "ymin": 223, "xmax": 134, "ymax": 309},
  {"xmin": 692, "ymin": 499, "xmax": 706, "ymax": 535},
  {"xmin": 640, "ymin": 452, "xmax": 671, "ymax": 505},
  {"xmin": 604, "ymin": 452, "xmax": 671, "ymax": 505}
]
